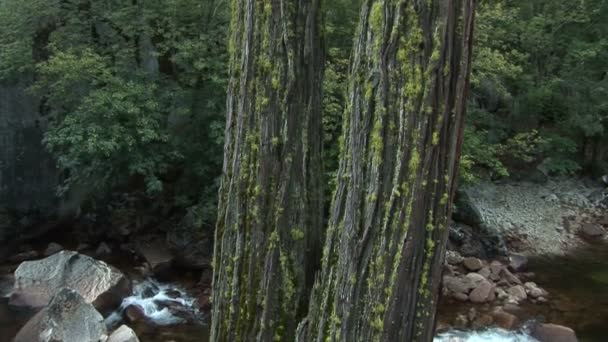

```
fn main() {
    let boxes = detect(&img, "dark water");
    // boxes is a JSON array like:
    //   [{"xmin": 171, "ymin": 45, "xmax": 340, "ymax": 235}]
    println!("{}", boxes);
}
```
[
  {"xmin": 438, "ymin": 241, "xmax": 608, "ymax": 342},
  {"xmin": 523, "ymin": 242, "xmax": 608, "ymax": 342}
]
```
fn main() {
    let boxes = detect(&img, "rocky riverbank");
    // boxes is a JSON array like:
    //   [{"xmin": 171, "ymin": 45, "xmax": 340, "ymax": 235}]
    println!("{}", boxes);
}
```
[{"xmin": 439, "ymin": 177, "xmax": 608, "ymax": 341}]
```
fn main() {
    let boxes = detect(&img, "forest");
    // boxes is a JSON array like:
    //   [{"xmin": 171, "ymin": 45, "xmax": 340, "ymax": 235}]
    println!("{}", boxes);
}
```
[{"xmin": 0, "ymin": 0, "xmax": 606, "ymax": 342}]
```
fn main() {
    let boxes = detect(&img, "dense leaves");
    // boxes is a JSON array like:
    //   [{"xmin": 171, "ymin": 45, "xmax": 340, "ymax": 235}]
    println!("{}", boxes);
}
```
[{"xmin": 0, "ymin": 0, "xmax": 228, "ymax": 219}]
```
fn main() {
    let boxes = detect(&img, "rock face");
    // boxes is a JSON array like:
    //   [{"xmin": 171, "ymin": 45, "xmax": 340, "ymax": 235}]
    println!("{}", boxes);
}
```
[
  {"xmin": 108, "ymin": 325, "xmax": 140, "ymax": 342},
  {"xmin": 10, "ymin": 250, "xmax": 130, "ymax": 313},
  {"xmin": 532, "ymin": 323, "xmax": 579, "ymax": 342},
  {"xmin": 13, "ymin": 288, "xmax": 107, "ymax": 342},
  {"xmin": 0, "ymin": 77, "xmax": 58, "ymax": 225}
]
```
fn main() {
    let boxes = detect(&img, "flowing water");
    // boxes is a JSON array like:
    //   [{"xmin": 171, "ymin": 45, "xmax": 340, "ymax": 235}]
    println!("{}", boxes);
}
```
[
  {"xmin": 434, "ymin": 328, "xmax": 539, "ymax": 342},
  {"xmin": 1, "ymin": 241, "xmax": 607, "ymax": 341}
]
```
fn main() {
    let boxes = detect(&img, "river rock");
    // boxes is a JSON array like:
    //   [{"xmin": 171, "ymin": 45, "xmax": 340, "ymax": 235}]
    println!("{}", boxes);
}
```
[
  {"xmin": 9, "ymin": 250, "xmax": 131, "ymax": 313},
  {"xmin": 492, "ymin": 311, "xmax": 519, "ymax": 330},
  {"xmin": 508, "ymin": 254, "xmax": 528, "ymax": 272},
  {"xmin": 469, "ymin": 279, "xmax": 495, "ymax": 303},
  {"xmin": 532, "ymin": 323, "xmax": 579, "ymax": 342},
  {"xmin": 443, "ymin": 275, "xmax": 474, "ymax": 296},
  {"xmin": 125, "ymin": 304, "xmax": 147, "ymax": 323},
  {"xmin": 136, "ymin": 238, "xmax": 174, "ymax": 276},
  {"xmin": 472, "ymin": 314, "xmax": 494, "ymax": 329},
  {"xmin": 463, "ymin": 257, "xmax": 483, "ymax": 271},
  {"xmin": 579, "ymin": 223, "xmax": 605, "ymax": 239},
  {"xmin": 108, "ymin": 325, "xmax": 140, "ymax": 342},
  {"xmin": 507, "ymin": 285, "xmax": 527, "ymax": 303},
  {"xmin": 501, "ymin": 268, "xmax": 523, "ymax": 285},
  {"xmin": 446, "ymin": 250, "xmax": 464, "ymax": 265},
  {"xmin": 14, "ymin": 288, "xmax": 107, "ymax": 342},
  {"xmin": 524, "ymin": 282, "xmax": 547, "ymax": 298},
  {"xmin": 44, "ymin": 242, "xmax": 63, "ymax": 256}
]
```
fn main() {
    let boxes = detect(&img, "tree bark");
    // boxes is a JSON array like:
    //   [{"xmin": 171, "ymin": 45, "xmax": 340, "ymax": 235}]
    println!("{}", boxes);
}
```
[
  {"xmin": 301, "ymin": 0, "xmax": 475, "ymax": 341},
  {"xmin": 211, "ymin": 0, "xmax": 324, "ymax": 341}
]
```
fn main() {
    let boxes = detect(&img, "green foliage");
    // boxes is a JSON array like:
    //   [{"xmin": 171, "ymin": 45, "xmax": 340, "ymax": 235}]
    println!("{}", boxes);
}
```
[
  {"xmin": 0, "ymin": 0, "xmax": 228, "ymax": 219},
  {"xmin": 464, "ymin": 0, "xmax": 608, "ymax": 181}
]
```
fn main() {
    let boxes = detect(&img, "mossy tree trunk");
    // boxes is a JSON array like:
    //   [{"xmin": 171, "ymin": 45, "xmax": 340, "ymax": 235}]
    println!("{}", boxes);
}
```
[
  {"xmin": 300, "ymin": 0, "xmax": 475, "ymax": 341},
  {"xmin": 211, "ymin": 0, "xmax": 324, "ymax": 341}
]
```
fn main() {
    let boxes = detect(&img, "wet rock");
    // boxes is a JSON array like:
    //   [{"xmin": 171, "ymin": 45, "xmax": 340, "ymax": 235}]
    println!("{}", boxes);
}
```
[
  {"xmin": 136, "ymin": 238, "xmax": 174, "ymax": 277},
  {"xmin": 125, "ymin": 304, "xmax": 147, "ymax": 323},
  {"xmin": 463, "ymin": 257, "xmax": 483, "ymax": 271},
  {"xmin": 10, "ymin": 250, "xmax": 131, "ymax": 313},
  {"xmin": 43, "ymin": 242, "xmax": 63, "ymax": 256},
  {"xmin": 532, "ymin": 323, "xmax": 579, "ymax": 342},
  {"xmin": 496, "ymin": 287, "xmax": 508, "ymax": 300},
  {"xmin": 469, "ymin": 279, "xmax": 494, "ymax": 303},
  {"xmin": 9, "ymin": 250, "xmax": 39, "ymax": 263},
  {"xmin": 14, "ymin": 288, "xmax": 107, "ymax": 342},
  {"xmin": 492, "ymin": 311, "xmax": 519, "ymax": 330},
  {"xmin": 507, "ymin": 285, "xmax": 527, "ymax": 303},
  {"xmin": 197, "ymin": 293, "xmax": 211, "ymax": 311},
  {"xmin": 508, "ymin": 254, "xmax": 528, "ymax": 272},
  {"xmin": 454, "ymin": 313, "xmax": 468, "ymax": 327},
  {"xmin": 471, "ymin": 314, "xmax": 493, "ymax": 329},
  {"xmin": 108, "ymin": 325, "xmax": 140, "ymax": 342},
  {"xmin": 96, "ymin": 242, "xmax": 112, "ymax": 255},
  {"xmin": 579, "ymin": 223, "xmax": 605, "ymax": 239}
]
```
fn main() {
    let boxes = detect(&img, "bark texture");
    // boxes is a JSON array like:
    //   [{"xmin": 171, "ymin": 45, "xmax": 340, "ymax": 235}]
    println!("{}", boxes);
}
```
[
  {"xmin": 301, "ymin": 0, "xmax": 475, "ymax": 341},
  {"xmin": 211, "ymin": 0, "xmax": 324, "ymax": 341}
]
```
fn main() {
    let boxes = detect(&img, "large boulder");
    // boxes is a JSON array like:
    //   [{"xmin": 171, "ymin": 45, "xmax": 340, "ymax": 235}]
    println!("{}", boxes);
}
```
[
  {"xmin": 108, "ymin": 325, "xmax": 139, "ymax": 342},
  {"xmin": 166, "ymin": 206, "xmax": 213, "ymax": 270},
  {"xmin": 10, "ymin": 250, "xmax": 130, "ymax": 313},
  {"xmin": 452, "ymin": 191, "xmax": 483, "ymax": 227},
  {"xmin": 13, "ymin": 288, "xmax": 107, "ymax": 342},
  {"xmin": 532, "ymin": 324, "xmax": 579, "ymax": 342}
]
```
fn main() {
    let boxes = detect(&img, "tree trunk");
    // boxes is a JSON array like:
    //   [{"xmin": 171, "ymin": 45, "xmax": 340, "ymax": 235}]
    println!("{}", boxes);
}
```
[
  {"xmin": 301, "ymin": 0, "xmax": 475, "ymax": 341},
  {"xmin": 211, "ymin": 0, "xmax": 324, "ymax": 341}
]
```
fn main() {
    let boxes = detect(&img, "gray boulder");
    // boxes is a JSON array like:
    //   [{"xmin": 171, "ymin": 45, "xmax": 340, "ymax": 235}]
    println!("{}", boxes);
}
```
[
  {"xmin": 532, "ymin": 324, "xmax": 579, "ymax": 342},
  {"xmin": 10, "ymin": 250, "xmax": 130, "ymax": 313},
  {"xmin": 14, "ymin": 288, "xmax": 107, "ymax": 342},
  {"xmin": 108, "ymin": 325, "xmax": 140, "ymax": 342}
]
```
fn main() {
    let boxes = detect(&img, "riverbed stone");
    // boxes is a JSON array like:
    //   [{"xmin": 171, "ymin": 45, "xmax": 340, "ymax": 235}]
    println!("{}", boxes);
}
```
[
  {"xmin": 14, "ymin": 288, "xmax": 107, "ymax": 342},
  {"xmin": 463, "ymin": 257, "xmax": 484, "ymax": 271},
  {"xmin": 43, "ymin": 242, "xmax": 63, "ymax": 256},
  {"xmin": 492, "ymin": 311, "xmax": 519, "ymax": 330},
  {"xmin": 507, "ymin": 285, "xmax": 527, "ymax": 303},
  {"xmin": 469, "ymin": 279, "xmax": 494, "ymax": 303},
  {"xmin": 579, "ymin": 223, "xmax": 605, "ymax": 239},
  {"xmin": 10, "ymin": 250, "xmax": 131, "ymax": 313},
  {"xmin": 532, "ymin": 323, "xmax": 579, "ymax": 342},
  {"xmin": 446, "ymin": 250, "xmax": 464, "ymax": 265},
  {"xmin": 525, "ymin": 282, "xmax": 547, "ymax": 298},
  {"xmin": 501, "ymin": 268, "xmax": 523, "ymax": 285},
  {"xmin": 108, "ymin": 325, "xmax": 140, "ymax": 342}
]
